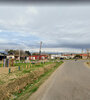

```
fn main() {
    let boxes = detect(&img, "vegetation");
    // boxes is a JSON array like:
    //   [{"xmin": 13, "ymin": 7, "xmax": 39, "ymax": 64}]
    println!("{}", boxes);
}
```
[
  {"xmin": 25, "ymin": 51, "xmax": 31, "ymax": 56},
  {"xmin": 0, "ymin": 64, "xmax": 2, "ymax": 67},
  {"xmin": 74, "ymin": 54, "xmax": 82, "ymax": 59},
  {"xmin": 0, "ymin": 61, "xmax": 56, "ymax": 84},
  {"xmin": 7, "ymin": 49, "xmax": 31, "ymax": 57},
  {"xmin": 0, "ymin": 59, "xmax": 63, "ymax": 100},
  {"xmin": 32, "ymin": 53, "xmax": 40, "ymax": 55}
]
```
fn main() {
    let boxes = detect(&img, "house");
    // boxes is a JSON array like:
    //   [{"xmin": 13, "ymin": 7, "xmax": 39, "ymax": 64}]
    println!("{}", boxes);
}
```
[
  {"xmin": 62, "ymin": 54, "xmax": 75, "ymax": 59},
  {"xmin": 51, "ymin": 54, "xmax": 62, "ymax": 59},
  {"xmin": 15, "ymin": 55, "xmax": 26, "ymax": 60},
  {"xmin": 0, "ymin": 51, "xmax": 7, "ymax": 60},
  {"xmin": 7, "ymin": 55, "xmax": 15, "ymax": 59},
  {"xmin": 29, "ymin": 55, "xmax": 48, "ymax": 60},
  {"xmin": 79, "ymin": 54, "xmax": 88, "ymax": 59}
]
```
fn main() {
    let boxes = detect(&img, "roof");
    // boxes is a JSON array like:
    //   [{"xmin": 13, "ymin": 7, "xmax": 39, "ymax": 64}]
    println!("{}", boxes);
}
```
[
  {"xmin": 63, "ymin": 54, "xmax": 76, "ymax": 56},
  {"xmin": 0, "ymin": 51, "xmax": 8, "ymax": 55},
  {"xmin": 80, "ymin": 54, "xmax": 88, "ymax": 57},
  {"xmin": 29, "ymin": 55, "xmax": 48, "ymax": 57}
]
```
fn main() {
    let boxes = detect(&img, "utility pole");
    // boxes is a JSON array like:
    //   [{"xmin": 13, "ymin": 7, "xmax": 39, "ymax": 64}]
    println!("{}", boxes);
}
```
[
  {"xmin": 38, "ymin": 41, "xmax": 42, "ymax": 61},
  {"xmin": 81, "ymin": 49, "xmax": 83, "ymax": 59},
  {"xmin": 87, "ymin": 49, "xmax": 89, "ymax": 59},
  {"xmin": 89, "ymin": 49, "xmax": 90, "ymax": 59},
  {"xmin": 19, "ymin": 49, "xmax": 20, "ymax": 62},
  {"xmin": 39, "ymin": 41, "xmax": 42, "ymax": 55}
]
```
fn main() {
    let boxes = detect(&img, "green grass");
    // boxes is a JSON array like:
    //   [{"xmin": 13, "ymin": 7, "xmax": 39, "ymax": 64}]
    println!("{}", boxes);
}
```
[
  {"xmin": 0, "ymin": 80, "xmax": 5, "ymax": 85},
  {"xmin": 0, "ymin": 63, "xmax": 2, "ymax": 67},
  {"xmin": 14, "ymin": 62, "xmax": 53, "ymax": 74},
  {"xmin": 14, "ymin": 62, "xmax": 52, "ymax": 67},
  {"xmin": 23, "ymin": 70, "xmax": 31, "ymax": 73},
  {"xmin": 12, "ymin": 61, "xmax": 63, "ymax": 100},
  {"xmin": 6, "ymin": 61, "xmax": 55, "ymax": 83}
]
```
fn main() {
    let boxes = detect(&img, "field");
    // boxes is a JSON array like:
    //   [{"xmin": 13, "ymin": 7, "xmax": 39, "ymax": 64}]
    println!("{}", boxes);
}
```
[
  {"xmin": 0, "ymin": 60, "xmax": 63, "ymax": 100},
  {"xmin": 0, "ymin": 61, "xmax": 53, "ymax": 84}
]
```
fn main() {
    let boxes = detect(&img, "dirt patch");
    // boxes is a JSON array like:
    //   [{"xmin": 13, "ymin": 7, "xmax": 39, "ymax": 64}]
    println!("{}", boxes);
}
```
[
  {"xmin": 0, "ymin": 63, "xmax": 56, "ymax": 100},
  {"xmin": 0, "ymin": 67, "xmax": 16, "ymax": 74},
  {"xmin": 85, "ymin": 62, "xmax": 90, "ymax": 68}
]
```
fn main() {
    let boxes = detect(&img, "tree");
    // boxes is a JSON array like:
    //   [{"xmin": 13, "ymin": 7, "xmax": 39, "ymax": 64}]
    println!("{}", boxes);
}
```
[
  {"xmin": 25, "ymin": 51, "xmax": 31, "ymax": 56},
  {"xmin": 32, "ymin": 53, "xmax": 39, "ymax": 55},
  {"xmin": 74, "ymin": 55, "xmax": 82, "ymax": 59},
  {"xmin": 8, "ymin": 50, "xmax": 31, "ymax": 57},
  {"xmin": 8, "ymin": 50, "xmax": 15, "ymax": 55}
]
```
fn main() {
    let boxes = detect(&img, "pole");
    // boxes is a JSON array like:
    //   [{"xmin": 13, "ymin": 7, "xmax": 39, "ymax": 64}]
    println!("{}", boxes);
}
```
[
  {"xmin": 87, "ymin": 49, "xmax": 89, "ymax": 59},
  {"xmin": 39, "ymin": 41, "xmax": 42, "ymax": 61},
  {"xmin": 39, "ymin": 41, "xmax": 42, "ymax": 55},
  {"xmin": 19, "ymin": 49, "xmax": 20, "ymax": 62},
  {"xmin": 82, "ymin": 49, "xmax": 83, "ymax": 59}
]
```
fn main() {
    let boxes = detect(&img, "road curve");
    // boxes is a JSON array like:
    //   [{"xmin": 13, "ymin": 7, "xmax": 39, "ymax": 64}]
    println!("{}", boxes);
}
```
[{"xmin": 28, "ymin": 60, "xmax": 90, "ymax": 100}]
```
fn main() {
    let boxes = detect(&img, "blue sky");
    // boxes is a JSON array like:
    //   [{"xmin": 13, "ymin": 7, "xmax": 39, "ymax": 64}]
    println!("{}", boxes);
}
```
[{"xmin": 0, "ymin": 3, "xmax": 90, "ymax": 53}]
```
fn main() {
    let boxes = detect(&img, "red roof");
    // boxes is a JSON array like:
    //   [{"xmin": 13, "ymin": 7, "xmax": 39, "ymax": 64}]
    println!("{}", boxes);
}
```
[
  {"xmin": 80, "ymin": 54, "xmax": 87, "ymax": 57},
  {"xmin": 29, "ymin": 55, "xmax": 48, "ymax": 60}
]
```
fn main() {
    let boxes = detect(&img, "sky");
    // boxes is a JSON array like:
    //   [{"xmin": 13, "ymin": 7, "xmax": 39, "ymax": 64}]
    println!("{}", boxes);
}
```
[{"xmin": 0, "ymin": 3, "xmax": 90, "ymax": 53}]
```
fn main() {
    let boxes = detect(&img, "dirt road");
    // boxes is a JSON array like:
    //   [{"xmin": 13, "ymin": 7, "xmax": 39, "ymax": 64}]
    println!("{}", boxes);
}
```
[{"xmin": 28, "ymin": 60, "xmax": 90, "ymax": 100}]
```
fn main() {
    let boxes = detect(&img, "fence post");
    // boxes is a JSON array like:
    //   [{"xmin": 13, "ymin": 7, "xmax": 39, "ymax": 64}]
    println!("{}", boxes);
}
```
[
  {"xmin": 18, "ymin": 66, "xmax": 20, "ymax": 71},
  {"xmin": 8, "ymin": 68, "xmax": 11, "ymax": 73}
]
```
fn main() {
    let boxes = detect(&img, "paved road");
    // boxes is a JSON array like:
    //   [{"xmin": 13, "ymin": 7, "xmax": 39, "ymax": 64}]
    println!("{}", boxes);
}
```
[{"xmin": 28, "ymin": 60, "xmax": 90, "ymax": 100}]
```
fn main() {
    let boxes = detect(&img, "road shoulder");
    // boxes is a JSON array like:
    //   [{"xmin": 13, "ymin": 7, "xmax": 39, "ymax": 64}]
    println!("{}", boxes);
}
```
[{"xmin": 84, "ymin": 62, "xmax": 90, "ymax": 68}]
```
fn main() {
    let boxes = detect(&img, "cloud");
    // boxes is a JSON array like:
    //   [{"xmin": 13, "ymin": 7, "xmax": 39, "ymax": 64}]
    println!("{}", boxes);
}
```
[
  {"xmin": 26, "ymin": 7, "xmax": 39, "ymax": 15},
  {"xmin": 0, "ymin": 30, "xmax": 2, "ymax": 32},
  {"xmin": 0, "ymin": 4, "xmax": 90, "ymax": 52}
]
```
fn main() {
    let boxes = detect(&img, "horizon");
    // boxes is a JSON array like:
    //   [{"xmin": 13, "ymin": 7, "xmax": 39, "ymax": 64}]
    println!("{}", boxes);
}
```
[{"xmin": 0, "ymin": 48, "xmax": 87, "ymax": 54}]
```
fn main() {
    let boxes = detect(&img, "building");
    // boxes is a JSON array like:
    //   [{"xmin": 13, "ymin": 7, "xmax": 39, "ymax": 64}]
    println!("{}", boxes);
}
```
[
  {"xmin": 0, "ymin": 51, "xmax": 7, "ymax": 60},
  {"xmin": 50, "ymin": 54, "xmax": 75, "ymax": 59},
  {"xmin": 7, "ymin": 55, "xmax": 15, "ymax": 59},
  {"xmin": 29, "ymin": 55, "xmax": 48, "ymax": 60},
  {"xmin": 80, "ymin": 54, "xmax": 88, "ymax": 59},
  {"xmin": 51, "ymin": 54, "xmax": 62, "ymax": 59},
  {"xmin": 62, "ymin": 54, "xmax": 75, "ymax": 59},
  {"xmin": 15, "ymin": 55, "xmax": 26, "ymax": 60}
]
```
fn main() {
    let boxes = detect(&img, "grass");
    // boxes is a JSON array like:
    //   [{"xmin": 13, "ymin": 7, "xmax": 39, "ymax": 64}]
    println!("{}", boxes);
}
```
[
  {"xmin": 0, "ymin": 80, "xmax": 5, "ymax": 85},
  {"xmin": 0, "ymin": 63, "xmax": 2, "ymax": 67},
  {"xmin": 12, "ymin": 61, "xmax": 63, "ymax": 100},
  {"xmin": 14, "ymin": 62, "xmax": 52, "ymax": 67},
  {"xmin": 0, "ymin": 61, "xmax": 56, "ymax": 85},
  {"xmin": 13, "ymin": 61, "xmax": 53, "ymax": 75},
  {"xmin": 0, "ymin": 60, "xmax": 63, "ymax": 100},
  {"xmin": 0, "ymin": 61, "xmax": 54, "ymax": 86}
]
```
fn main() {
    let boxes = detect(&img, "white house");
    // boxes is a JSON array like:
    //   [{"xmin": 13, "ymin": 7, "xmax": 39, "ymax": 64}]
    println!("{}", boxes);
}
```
[
  {"xmin": 7, "ymin": 55, "xmax": 15, "ymax": 59},
  {"xmin": 51, "ymin": 54, "xmax": 62, "ymax": 59}
]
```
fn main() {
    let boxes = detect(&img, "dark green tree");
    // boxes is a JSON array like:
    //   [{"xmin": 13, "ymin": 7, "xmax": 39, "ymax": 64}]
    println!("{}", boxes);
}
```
[
  {"xmin": 25, "ymin": 51, "xmax": 31, "ymax": 56},
  {"xmin": 74, "ymin": 55, "xmax": 82, "ymax": 59}
]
